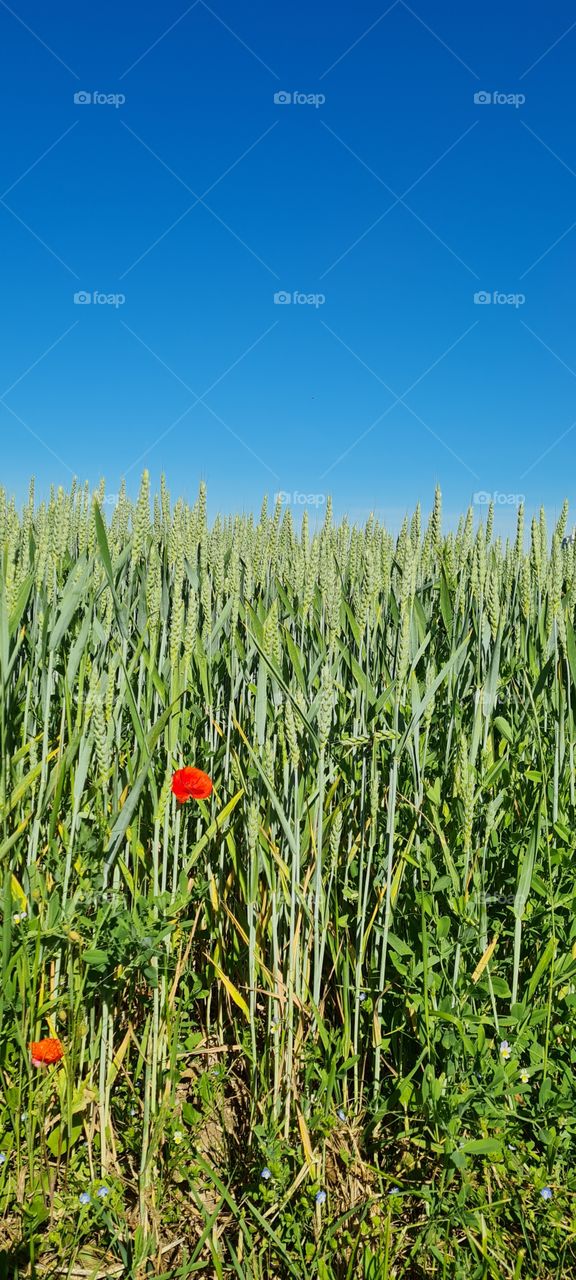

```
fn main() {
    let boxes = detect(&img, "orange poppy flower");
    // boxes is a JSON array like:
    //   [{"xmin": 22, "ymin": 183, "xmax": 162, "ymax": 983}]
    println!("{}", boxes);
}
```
[
  {"xmin": 30, "ymin": 1037, "xmax": 64, "ymax": 1067},
  {"xmin": 171, "ymin": 766, "xmax": 213, "ymax": 803}
]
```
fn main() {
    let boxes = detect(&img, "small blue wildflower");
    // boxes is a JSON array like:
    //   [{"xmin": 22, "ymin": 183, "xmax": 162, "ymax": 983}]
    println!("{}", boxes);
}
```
[
  {"xmin": 261, "ymin": 1167, "xmax": 272, "ymax": 1180},
  {"xmin": 541, "ymin": 1187, "xmax": 553, "ymax": 1200},
  {"xmin": 96, "ymin": 1186, "xmax": 109, "ymax": 1198},
  {"xmin": 337, "ymin": 1108, "xmax": 346, "ymax": 1121},
  {"xmin": 388, "ymin": 1186, "xmax": 400, "ymax": 1195},
  {"xmin": 358, "ymin": 992, "xmax": 366, "ymax": 1003},
  {"xmin": 0, "ymin": 1153, "xmax": 6, "ymax": 1166},
  {"xmin": 315, "ymin": 1189, "xmax": 327, "ymax": 1204},
  {"xmin": 79, "ymin": 1191, "xmax": 91, "ymax": 1205}
]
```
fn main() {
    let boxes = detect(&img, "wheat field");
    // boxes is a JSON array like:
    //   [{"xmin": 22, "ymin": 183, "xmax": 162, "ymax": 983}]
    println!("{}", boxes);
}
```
[{"xmin": 0, "ymin": 475, "xmax": 575, "ymax": 1279}]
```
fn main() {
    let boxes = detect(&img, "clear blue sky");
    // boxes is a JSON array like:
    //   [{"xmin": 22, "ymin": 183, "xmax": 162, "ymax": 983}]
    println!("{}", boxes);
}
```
[{"xmin": 1, "ymin": 0, "xmax": 575, "ymax": 530}]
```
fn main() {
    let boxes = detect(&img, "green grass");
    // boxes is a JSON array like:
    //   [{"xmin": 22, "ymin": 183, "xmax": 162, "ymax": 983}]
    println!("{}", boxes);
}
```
[{"xmin": 0, "ymin": 475, "xmax": 575, "ymax": 1278}]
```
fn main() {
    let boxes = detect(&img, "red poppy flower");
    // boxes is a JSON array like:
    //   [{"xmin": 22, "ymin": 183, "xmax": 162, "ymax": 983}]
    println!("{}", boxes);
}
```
[
  {"xmin": 171, "ymin": 766, "xmax": 213, "ymax": 803},
  {"xmin": 30, "ymin": 1037, "xmax": 64, "ymax": 1067}
]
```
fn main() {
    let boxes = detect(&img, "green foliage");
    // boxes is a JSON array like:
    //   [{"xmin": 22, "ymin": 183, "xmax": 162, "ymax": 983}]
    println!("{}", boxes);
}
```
[{"xmin": 0, "ymin": 478, "xmax": 575, "ymax": 1277}]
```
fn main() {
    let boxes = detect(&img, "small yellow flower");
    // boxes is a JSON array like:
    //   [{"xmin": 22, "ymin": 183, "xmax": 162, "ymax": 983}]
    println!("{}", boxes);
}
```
[
  {"xmin": 173, "ymin": 1130, "xmax": 183, "ymax": 1145},
  {"xmin": 519, "ymin": 1069, "xmax": 530, "ymax": 1083}
]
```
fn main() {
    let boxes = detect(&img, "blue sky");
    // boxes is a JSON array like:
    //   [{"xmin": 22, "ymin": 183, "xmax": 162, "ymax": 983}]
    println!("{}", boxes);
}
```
[{"xmin": 1, "ymin": 0, "xmax": 575, "ymax": 529}]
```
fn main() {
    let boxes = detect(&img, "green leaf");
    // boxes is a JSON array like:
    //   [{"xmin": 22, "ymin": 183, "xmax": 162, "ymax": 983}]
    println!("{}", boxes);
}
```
[
  {"xmin": 493, "ymin": 715, "xmax": 514, "ymax": 743},
  {"xmin": 83, "ymin": 949, "xmax": 108, "ymax": 968},
  {"xmin": 527, "ymin": 937, "xmax": 557, "ymax": 1001},
  {"xmin": 461, "ymin": 1138, "xmax": 503, "ymax": 1156},
  {"xmin": 8, "ymin": 572, "xmax": 34, "ymax": 639},
  {"xmin": 49, "ymin": 558, "xmax": 90, "ymax": 652},
  {"xmin": 247, "ymin": 624, "xmax": 319, "ymax": 747},
  {"xmin": 47, "ymin": 1120, "xmax": 84, "ymax": 1157},
  {"xmin": 399, "ymin": 633, "xmax": 470, "ymax": 756},
  {"xmin": 564, "ymin": 614, "xmax": 576, "ymax": 692},
  {"xmin": 483, "ymin": 631, "xmax": 502, "ymax": 721},
  {"xmin": 439, "ymin": 566, "xmax": 453, "ymax": 635}
]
